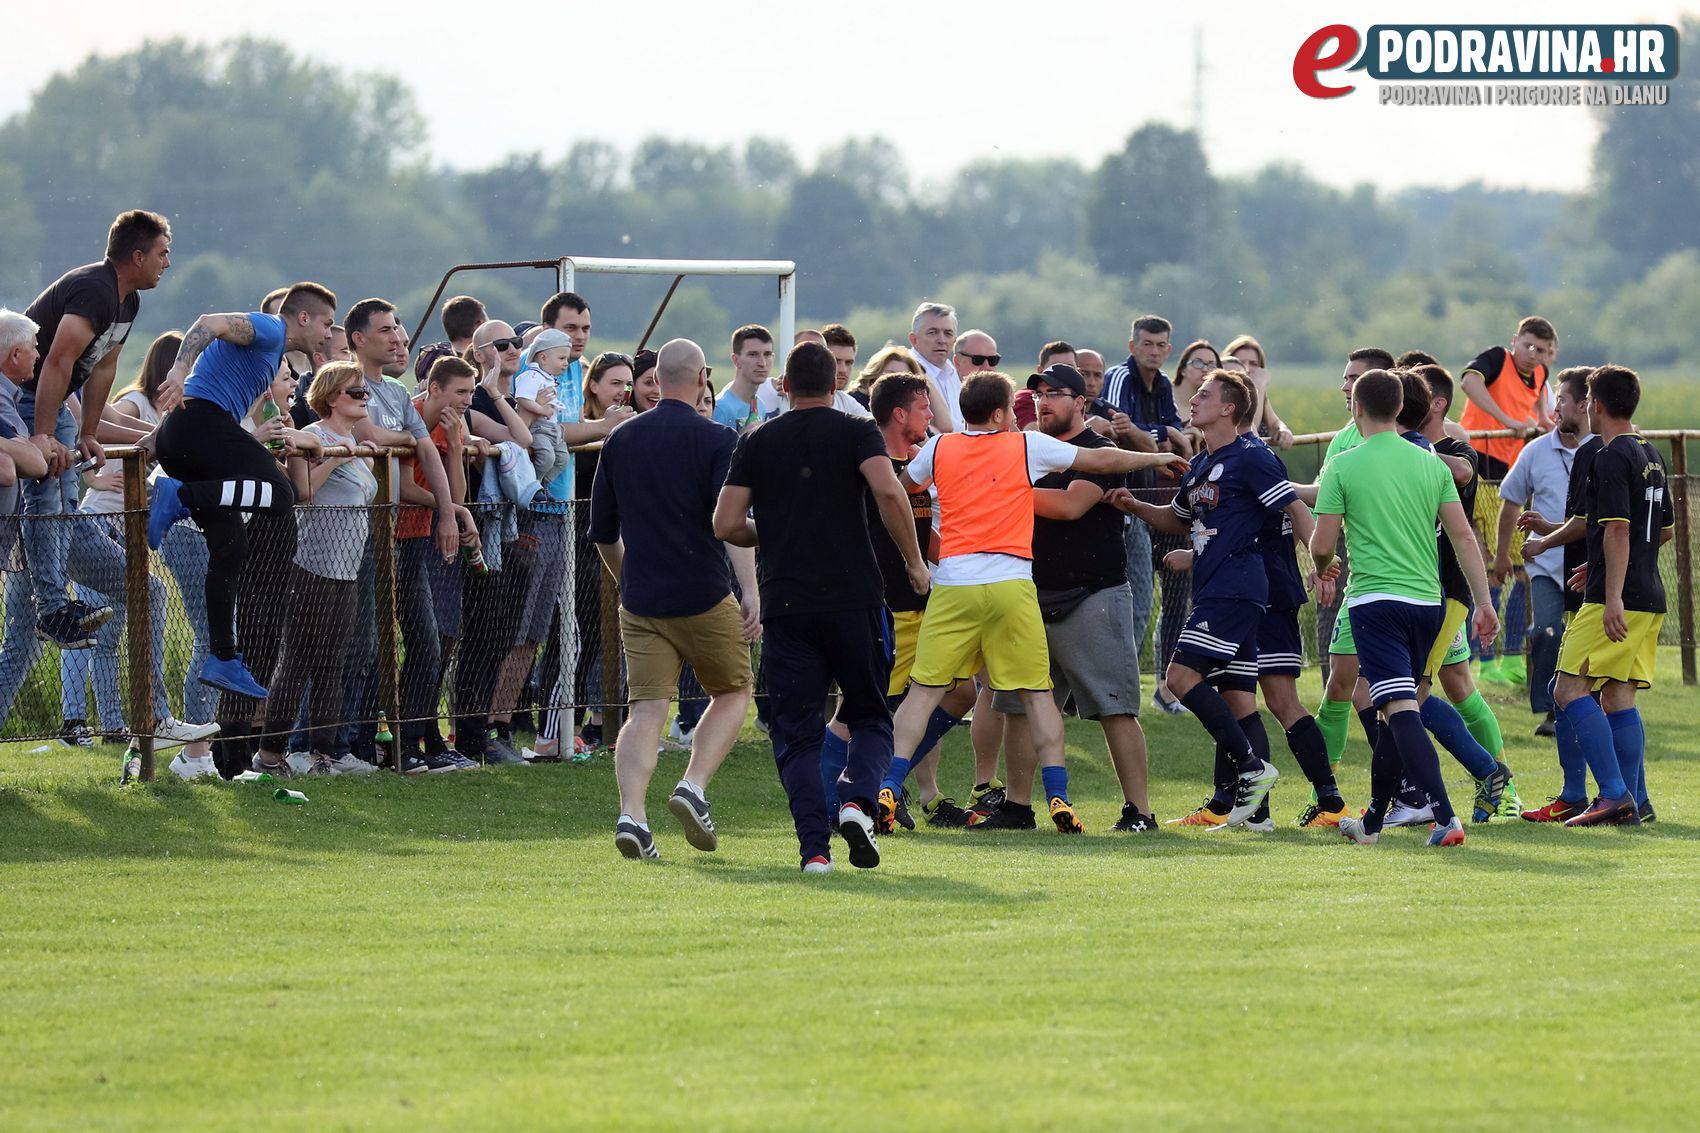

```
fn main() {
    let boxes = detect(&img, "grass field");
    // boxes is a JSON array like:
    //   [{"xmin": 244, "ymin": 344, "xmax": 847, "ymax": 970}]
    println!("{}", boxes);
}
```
[{"xmin": 3, "ymin": 655, "xmax": 1698, "ymax": 1131}]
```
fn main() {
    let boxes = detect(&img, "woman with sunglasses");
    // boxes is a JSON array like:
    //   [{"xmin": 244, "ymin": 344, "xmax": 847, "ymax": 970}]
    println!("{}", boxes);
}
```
[{"xmin": 251, "ymin": 361, "xmax": 380, "ymax": 777}]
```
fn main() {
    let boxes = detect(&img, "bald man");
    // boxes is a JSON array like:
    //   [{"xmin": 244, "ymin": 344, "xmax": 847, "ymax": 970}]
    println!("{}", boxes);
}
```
[{"xmin": 588, "ymin": 338, "xmax": 761, "ymax": 860}]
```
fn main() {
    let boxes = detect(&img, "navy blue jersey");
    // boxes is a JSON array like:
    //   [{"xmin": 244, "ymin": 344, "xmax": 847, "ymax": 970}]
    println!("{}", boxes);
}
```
[
  {"xmin": 1253, "ymin": 440, "xmax": 1307, "ymax": 612},
  {"xmin": 1172, "ymin": 433, "xmax": 1298, "ymax": 606}
]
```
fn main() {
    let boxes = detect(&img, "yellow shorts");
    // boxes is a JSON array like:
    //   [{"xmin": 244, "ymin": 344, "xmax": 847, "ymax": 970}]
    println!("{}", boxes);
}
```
[
  {"xmin": 888, "ymin": 608, "xmax": 924, "ymax": 698},
  {"xmin": 910, "ymin": 579, "xmax": 1050, "ymax": 692},
  {"xmin": 1557, "ymin": 603, "xmax": 1663, "ymax": 690},
  {"xmin": 1423, "ymin": 599, "xmax": 1470, "ymax": 680}
]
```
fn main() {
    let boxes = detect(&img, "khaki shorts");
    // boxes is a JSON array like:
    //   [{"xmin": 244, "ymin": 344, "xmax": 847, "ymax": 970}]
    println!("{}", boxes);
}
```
[{"xmin": 620, "ymin": 595, "xmax": 753, "ymax": 702}]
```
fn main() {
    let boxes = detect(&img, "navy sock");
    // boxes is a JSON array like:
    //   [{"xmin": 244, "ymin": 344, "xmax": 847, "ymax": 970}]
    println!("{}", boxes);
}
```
[
  {"xmin": 1179, "ymin": 683, "xmax": 1256, "ymax": 773},
  {"xmin": 1419, "ymin": 695, "xmax": 1497, "ymax": 780},
  {"xmin": 1208, "ymin": 740, "xmax": 1234, "ymax": 810},
  {"xmin": 1285, "ymin": 716, "xmax": 1340, "ymax": 802},
  {"xmin": 1356, "ymin": 706, "xmax": 1382, "ymax": 752},
  {"xmin": 1562, "ymin": 696, "xmax": 1625, "ymax": 799},
  {"xmin": 1040, "ymin": 764, "xmax": 1070, "ymax": 803},
  {"xmin": 1387, "ymin": 708, "xmax": 1455, "ymax": 826},
  {"xmin": 1553, "ymin": 706, "xmax": 1589, "ymax": 804},
  {"xmin": 1238, "ymin": 711, "xmax": 1272, "ymax": 764},
  {"xmin": 1607, "ymin": 707, "xmax": 1647, "ymax": 807},
  {"xmin": 1364, "ymin": 725, "xmax": 1400, "ymax": 835},
  {"xmin": 820, "ymin": 727, "xmax": 848, "ymax": 812}
]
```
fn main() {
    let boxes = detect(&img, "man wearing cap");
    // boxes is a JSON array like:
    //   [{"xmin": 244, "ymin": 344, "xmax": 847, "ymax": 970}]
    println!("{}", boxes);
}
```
[{"xmin": 983, "ymin": 364, "xmax": 1156, "ymax": 831}]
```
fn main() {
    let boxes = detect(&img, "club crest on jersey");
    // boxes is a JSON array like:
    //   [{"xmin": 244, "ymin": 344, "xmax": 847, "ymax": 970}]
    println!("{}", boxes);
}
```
[{"xmin": 1189, "ymin": 482, "xmax": 1221, "ymax": 509}]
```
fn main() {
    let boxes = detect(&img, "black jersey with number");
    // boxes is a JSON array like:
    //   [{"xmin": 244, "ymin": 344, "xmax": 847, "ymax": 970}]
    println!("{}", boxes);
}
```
[
  {"xmin": 1581, "ymin": 433, "xmax": 1671, "ymax": 613},
  {"xmin": 1433, "ymin": 436, "xmax": 1478, "ymax": 605},
  {"xmin": 1562, "ymin": 436, "xmax": 1602, "ymax": 613}
]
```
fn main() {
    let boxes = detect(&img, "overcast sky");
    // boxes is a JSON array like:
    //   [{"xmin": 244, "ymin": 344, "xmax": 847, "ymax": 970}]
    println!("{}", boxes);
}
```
[{"xmin": 2, "ymin": 0, "xmax": 1691, "ymax": 191}]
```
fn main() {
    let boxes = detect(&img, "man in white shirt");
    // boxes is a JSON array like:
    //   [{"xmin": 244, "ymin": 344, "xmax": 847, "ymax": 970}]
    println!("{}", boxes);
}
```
[
  {"xmin": 909, "ymin": 302, "xmax": 961, "ymax": 431},
  {"xmin": 1494, "ymin": 366, "xmax": 1593, "ymax": 735},
  {"xmin": 821, "ymin": 323, "xmax": 874, "ymax": 419}
]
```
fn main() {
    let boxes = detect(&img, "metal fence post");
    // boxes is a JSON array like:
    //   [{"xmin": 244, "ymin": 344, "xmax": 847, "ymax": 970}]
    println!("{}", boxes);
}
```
[
  {"xmin": 120, "ymin": 451, "xmax": 155, "ymax": 779},
  {"xmin": 600, "ymin": 560, "xmax": 624, "ymax": 740},
  {"xmin": 1670, "ymin": 434, "xmax": 1695, "ymax": 686},
  {"xmin": 372, "ymin": 453, "xmax": 403, "ymax": 767}
]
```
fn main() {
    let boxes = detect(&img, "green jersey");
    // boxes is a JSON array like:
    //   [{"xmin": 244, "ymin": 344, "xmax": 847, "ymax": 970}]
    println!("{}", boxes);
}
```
[
  {"xmin": 1315, "ymin": 430, "xmax": 1459, "ymax": 606},
  {"xmin": 1322, "ymin": 419, "xmax": 1362, "ymax": 469}
]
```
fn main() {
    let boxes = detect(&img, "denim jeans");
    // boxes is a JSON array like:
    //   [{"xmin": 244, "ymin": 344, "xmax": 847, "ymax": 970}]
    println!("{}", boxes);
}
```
[
  {"xmin": 15, "ymin": 391, "xmax": 78, "ymax": 618},
  {"xmin": 1528, "ymin": 576, "xmax": 1565, "ymax": 716},
  {"xmin": 7, "ymin": 512, "xmax": 169, "ymax": 730},
  {"xmin": 1122, "ymin": 519, "xmax": 1153, "ymax": 665}
]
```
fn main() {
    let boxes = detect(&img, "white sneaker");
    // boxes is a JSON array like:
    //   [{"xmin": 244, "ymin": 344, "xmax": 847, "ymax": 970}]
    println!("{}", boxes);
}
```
[
  {"xmin": 284, "ymin": 751, "xmax": 314, "ymax": 776},
  {"xmin": 667, "ymin": 718, "xmax": 695, "ymax": 748},
  {"xmin": 1338, "ymin": 815, "xmax": 1380, "ymax": 845},
  {"xmin": 1385, "ymin": 800, "xmax": 1436, "ymax": 828},
  {"xmin": 1225, "ymin": 760, "xmax": 1279, "ymax": 826},
  {"xmin": 330, "ymin": 753, "xmax": 377, "ymax": 775},
  {"xmin": 801, "ymin": 856, "xmax": 833, "ymax": 874},
  {"xmin": 168, "ymin": 752, "xmax": 219, "ymax": 781},
  {"xmin": 155, "ymin": 717, "xmax": 220, "ymax": 750}
]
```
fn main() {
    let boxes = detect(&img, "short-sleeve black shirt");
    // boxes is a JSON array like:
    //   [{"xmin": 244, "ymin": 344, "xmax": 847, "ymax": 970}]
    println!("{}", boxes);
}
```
[
  {"xmin": 23, "ymin": 261, "xmax": 139, "ymax": 396},
  {"xmin": 1562, "ymin": 436, "xmax": 1602, "ymax": 613},
  {"xmin": 1031, "ymin": 427, "xmax": 1128, "ymax": 592},
  {"xmin": 725, "ymin": 407, "xmax": 887, "ymax": 619},
  {"xmin": 868, "ymin": 455, "xmax": 931, "ymax": 613},
  {"xmin": 1433, "ymin": 436, "xmax": 1479, "ymax": 605},
  {"xmin": 1581, "ymin": 433, "xmax": 1671, "ymax": 613}
]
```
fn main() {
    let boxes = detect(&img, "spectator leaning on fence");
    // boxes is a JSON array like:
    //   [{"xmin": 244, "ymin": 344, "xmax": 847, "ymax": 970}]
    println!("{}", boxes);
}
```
[
  {"xmin": 250, "ymin": 361, "xmax": 381, "ymax": 778},
  {"xmin": 19, "ymin": 210, "xmax": 173, "ymax": 649},
  {"xmin": 1459, "ymin": 316, "xmax": 1557, "ymax": 480},
  {"xmin": 589, "ymin": 338, "xmax": 760, "ymax": 861}
]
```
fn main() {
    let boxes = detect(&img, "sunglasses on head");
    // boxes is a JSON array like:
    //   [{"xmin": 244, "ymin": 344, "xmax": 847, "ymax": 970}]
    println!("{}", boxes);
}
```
[
  {"xmin": 959, "ymin": 352, "xmax": 1001, "ymax": 366},
  {"xmin": 343, "ymin": 386, "xmax": 371, "ymax": 400},
  {"xmin": 483, "ymin": 336, "xmax": 524, "ymax": 352}
]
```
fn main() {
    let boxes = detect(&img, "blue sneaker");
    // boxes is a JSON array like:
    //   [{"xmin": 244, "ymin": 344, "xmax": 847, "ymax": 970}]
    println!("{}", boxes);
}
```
[
  {"xmin": 198, "ymin": 654, "xmax": 268, "ymax": 698},
  {"xmin": 148, "ymin": 476, "xmax": 189, "ymax": 549}
]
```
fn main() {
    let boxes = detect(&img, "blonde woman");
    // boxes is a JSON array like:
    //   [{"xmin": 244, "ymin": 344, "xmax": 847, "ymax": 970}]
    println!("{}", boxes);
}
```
[{"xmin": 1223, "ymin": 334, "xmax": 1294, "ymax": 448}]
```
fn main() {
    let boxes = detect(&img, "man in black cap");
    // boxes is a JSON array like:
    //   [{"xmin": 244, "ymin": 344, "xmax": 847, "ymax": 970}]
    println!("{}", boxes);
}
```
[{"xmin": 974, "ymin": 364, "xmax": 1156, "ymax": 831}]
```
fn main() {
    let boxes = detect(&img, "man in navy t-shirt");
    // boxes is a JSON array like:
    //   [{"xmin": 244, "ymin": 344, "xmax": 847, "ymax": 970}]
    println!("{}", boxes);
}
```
[{"xmin": 148, "ymin": 282, "xmax": 338, "ymax": 699}]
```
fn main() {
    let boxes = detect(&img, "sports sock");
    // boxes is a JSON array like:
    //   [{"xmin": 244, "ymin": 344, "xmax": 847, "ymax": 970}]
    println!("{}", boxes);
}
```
[
  {"xmin": 1562, "ymin": 696, "xmax": 1626, "ymax": 799},
  {"xmin": 886, "ymin": 708, "xmax": 959, "ymax": 794},
  {"xmin": 1316, "ymin": 696, "xmax": 1352, "ymax": 765},
  {"xmin": 1607, "ymin": 707, "xmax": 1647, "ymax": 808},
  {"xmin": 1285, "ymin": 716, "xmax": 1340, "ymax": 803},
  {"xmin": 1040, "ymin": 764, "xmax": 1070, "ymax": 803},
  {"xmin": 1386, "ymin": 708, "xmax": 1455, "ymax": 827},
  {"xmin": 676, "ymin": 777, "xmax": 703, "ymax": 799},
  {"xmin": 820, "ymin": 728, "xmax": 849, "ymax": 812},
  {"xmin": 1207, "ymin": 740, "xmax": 1233, "ymax": 812},
  {"xmin": 1238, "ymin": 711, "xmax": 1272, "ymax": 764},
  {"xmin": 618, "ymin": 813, "xmax": 650, "ymax": 832},
  {"xmin": 1451, "ymin": 690, "xmax": 1504, "ymax": 758},
  {"xmin": 1552, "ymin": 705, "xmax": 1589, "ymax": 804},
  {"xmin": 1363, "ymin": 725, "xmax": 1400, "ymax": 835},
  {"xmin": 1356, "ymin": 706, "xmax": 1382, "ymax": 752},
  {"xmin": 1419, "ymin": 696, "xmax": 1497, "ymax": 779},
  {"xmin": 1179, "ymin": 683, "xmax": 1256, "ymax": 773}
]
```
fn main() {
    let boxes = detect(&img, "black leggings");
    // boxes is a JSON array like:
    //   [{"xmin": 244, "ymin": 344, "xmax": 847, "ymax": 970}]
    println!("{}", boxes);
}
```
[
  {"xmin": 156, "ymin": 399, "xmax": 296, "ymax": 660},
  {"xmin": 452, "ymin": 547, "xmax": 530, "ymax": 756},
  {"xmin": 259, "ymin": 564, "xmax": 357, "ymax": 754}
]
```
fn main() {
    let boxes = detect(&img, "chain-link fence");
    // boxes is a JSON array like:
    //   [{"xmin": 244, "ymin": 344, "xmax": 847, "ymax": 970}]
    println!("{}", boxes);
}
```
[{"xmin": 3, "ymin": 432, "xmax": 1698, "ymax": 774}]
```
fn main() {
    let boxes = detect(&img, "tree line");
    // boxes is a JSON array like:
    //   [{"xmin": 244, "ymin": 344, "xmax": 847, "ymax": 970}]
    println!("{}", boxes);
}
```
[{"xmin": 2, "ymin": 26, "xmax": 1696, "ymax": 371}]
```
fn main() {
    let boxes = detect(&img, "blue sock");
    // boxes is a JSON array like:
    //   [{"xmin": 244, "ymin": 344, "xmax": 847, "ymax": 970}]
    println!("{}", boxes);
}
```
[
  {"xmin": 1608, "ymin": 708, "xmax": 1647, "ymax": 808},
  {"xmin": 1041, "ymin": 764, "xmax": 1070, "ymax": 804},
  {"xmin": 882, "ymin": 708, "xmax": 959, "ymax": 794},
  {"xmin": 1562, "ymin": 696, "xmax": 1625, "ymax": 799},
  {"xmin": 820, "ymin": 728, "xmax": 848, "ymax": 812},
  {"xmin": 1553, "ymin": 708, "xmax": 1589, "ymax": 804},
  {"xmin": 1419, "ymin": 695, "xmax": 1497, "ymax": 780}
]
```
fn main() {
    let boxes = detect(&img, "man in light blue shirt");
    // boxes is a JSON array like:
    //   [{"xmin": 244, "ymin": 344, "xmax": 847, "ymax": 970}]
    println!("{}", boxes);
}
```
[{"xmin": 1493, "ymin": 366, "xmax": 1592, "ymax": 730}]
